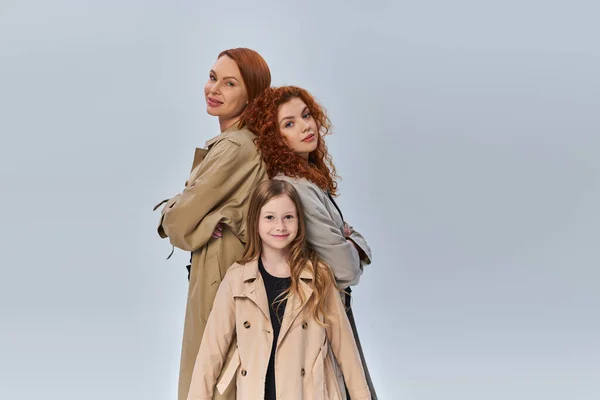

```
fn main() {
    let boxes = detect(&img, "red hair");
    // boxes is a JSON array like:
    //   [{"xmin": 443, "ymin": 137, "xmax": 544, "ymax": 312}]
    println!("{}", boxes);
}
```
[
  {"xmin": 218, "ymin": 48, "xmax": 271, "ymax": 102},
  {"xmin": 239, "ymin": 86, "xmax": 339, "ymax": 195}
]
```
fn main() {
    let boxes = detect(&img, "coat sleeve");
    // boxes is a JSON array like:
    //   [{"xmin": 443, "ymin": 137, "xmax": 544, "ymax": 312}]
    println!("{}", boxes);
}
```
[
  {"xmin": 157, "ymin": 139, "xmax": 254, "ymax": 251},
  {"xmin": 348, "ymin": 228, "xmax": 372, "ymax": 265},
  {"xmin": 296, "ymin": 182, "xmax": 364, "ymax": 288},
  {"xmin": 187, "ymin": 269, "xmax": 237, "ymax": 400},
  {"xmin": 325, "ymin": 284, "xmax": 371, "ymax": 400}
]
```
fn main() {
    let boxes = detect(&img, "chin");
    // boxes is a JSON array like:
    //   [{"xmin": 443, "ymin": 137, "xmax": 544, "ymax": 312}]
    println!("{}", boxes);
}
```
[{"xmin": 266, "ymin": 241, "xmax": 291, "ymax": 250}]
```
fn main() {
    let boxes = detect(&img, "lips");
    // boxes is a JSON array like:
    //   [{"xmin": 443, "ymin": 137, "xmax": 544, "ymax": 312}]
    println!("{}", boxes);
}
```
[
  {"xmin": 302, "ymin": 133, "xmax": 315, "ymax": 142},
  {"xmin": 207, "ymin": 97, "xmax": 223, "ymax": 107},
  {"xmin": 271, "ymin": 233, "xmax": 290, "ymax": 240}
]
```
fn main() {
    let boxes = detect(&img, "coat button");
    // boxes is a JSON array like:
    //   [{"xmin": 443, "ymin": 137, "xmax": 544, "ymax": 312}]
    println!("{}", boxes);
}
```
[
  {"xmin": 302, "ymin": 321, "xmax": 308, "ymax": 329},
  {"xmin": 301, "ymin": 368, "xmax": 305, "ymax": 376},
  {"xmin": 243, "ymin": 321, "xmax": 251, "ymax": 329},
  {"xmin": 241, "ymin": 369, "xmax": 247, "ymax": 376}
]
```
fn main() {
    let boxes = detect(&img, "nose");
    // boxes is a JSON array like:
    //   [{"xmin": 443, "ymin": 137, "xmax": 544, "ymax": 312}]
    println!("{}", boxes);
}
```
[
  {"xmin": 275, "ymin": 218, "xmax": 287, "ymax": 232},
  {"xmin": 209, "ymin": 80, "xmax": 222, "ymax": 95},
  {"xmin": 300, "ymin": 118, "xmax": 312, "ymax": 132}
]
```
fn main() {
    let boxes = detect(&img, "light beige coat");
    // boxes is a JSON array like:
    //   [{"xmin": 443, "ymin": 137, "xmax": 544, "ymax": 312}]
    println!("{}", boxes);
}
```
[
  {"xmin": 187, "ymin": 260, "xmax": 372, "ymax": 400},
  {"xmin": 156, "ymin": 123, "xmax": 267, "ymax": 400}
]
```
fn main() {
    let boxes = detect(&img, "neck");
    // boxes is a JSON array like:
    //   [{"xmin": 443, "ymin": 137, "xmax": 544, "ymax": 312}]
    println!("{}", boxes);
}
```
[
  {"xmin": 219, "ymin": 115, "xmax": 241, "ymax": 132},
  {"xmin": 299, "ymin": 153, "xmax": 310, "ymax": 165},
  {"xmin": 261, "ymin": 246, "xmax": 291, "ymax": 278}
]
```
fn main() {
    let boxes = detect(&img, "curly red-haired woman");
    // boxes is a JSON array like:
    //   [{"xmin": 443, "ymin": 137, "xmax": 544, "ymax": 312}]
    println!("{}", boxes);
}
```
[{"xmin": 240, "ymin": 86, "xmax": 378, "ymax": 399}]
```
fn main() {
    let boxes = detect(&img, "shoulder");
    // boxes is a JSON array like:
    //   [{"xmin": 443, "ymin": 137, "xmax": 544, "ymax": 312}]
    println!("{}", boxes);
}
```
[
  {"xmin": 225, "ymin": 262, "xmax": 245, "ymax": 275},
  {"xmin": 207, "ymin": 129, "xmax": 260, "ymax": 165},
  {"xmin": 221, "ymin": 128, "xmax": 261, "ymax": 160},
  {"xmin": 274, "ymin": 175, "xmax": 329, "ymax": 216},
  {"xmin": 273, "ymin": 174, "xmax": 322, "ymax": 195},
  {"xmin": 222, "ymin": 262, "xmax": 245, "ymax": 285},
  {"xmin": 223, "ymin": 127, "xmax": 258, "ymax": 147}
]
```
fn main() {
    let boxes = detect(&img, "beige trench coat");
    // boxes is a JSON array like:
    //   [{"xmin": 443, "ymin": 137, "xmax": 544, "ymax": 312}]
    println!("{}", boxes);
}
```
[
  {"xmin": 156, "ymin": 123, "xmax": 267, "ymax": 400},
  {"xmin": 187, "ymin": 260, "xmax": 372, "ymax": 400}
]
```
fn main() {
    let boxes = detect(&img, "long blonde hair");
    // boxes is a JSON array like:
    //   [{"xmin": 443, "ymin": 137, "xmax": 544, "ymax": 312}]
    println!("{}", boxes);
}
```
[{"xmin": 239, "ymin": 180, "xmax": 337, "ymax": 326}]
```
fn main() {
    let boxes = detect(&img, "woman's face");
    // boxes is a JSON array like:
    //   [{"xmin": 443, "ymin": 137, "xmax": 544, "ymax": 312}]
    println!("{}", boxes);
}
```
[
  {"xmin": 277, "ymin": 97, "xmax": 319, "ymax": 160},
  {"xmin": 204, "ymin": 55, "xmax": 249, "ymax": 119}
]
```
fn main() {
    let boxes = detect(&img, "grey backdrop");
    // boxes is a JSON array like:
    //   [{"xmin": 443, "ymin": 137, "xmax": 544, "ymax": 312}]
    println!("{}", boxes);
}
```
[{"xmin": 1, "ymin": 1, "xmax": 599, "ymax": 399}]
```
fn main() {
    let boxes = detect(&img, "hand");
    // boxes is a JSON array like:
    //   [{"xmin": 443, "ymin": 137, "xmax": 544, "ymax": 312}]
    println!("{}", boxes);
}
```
[
  {"xmin": 211, "ymin": 223, "xmax": 223, "ymax": 239},
  {"xmin": 343, "ymin": 222, "xmax": 354, "ymax": 238}
]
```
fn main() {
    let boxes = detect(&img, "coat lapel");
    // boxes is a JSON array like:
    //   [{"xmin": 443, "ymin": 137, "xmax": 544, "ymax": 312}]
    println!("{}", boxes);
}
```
[
  {"xmin": 277, "ymin": 268, "xmax": 314, "ymax": 348},
  {"xmin": 240, "ymin": 260, "xmax": 271, "ymax": 322}
]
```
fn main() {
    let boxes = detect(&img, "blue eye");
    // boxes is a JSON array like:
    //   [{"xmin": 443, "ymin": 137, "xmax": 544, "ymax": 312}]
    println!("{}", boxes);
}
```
[
  {"xmin": 285, "ymin": 121, "xmax": 293, "ymax": 128},
  {"xmin": 302, "ymin": 112, "xmax": 311, "ymax": 119}
]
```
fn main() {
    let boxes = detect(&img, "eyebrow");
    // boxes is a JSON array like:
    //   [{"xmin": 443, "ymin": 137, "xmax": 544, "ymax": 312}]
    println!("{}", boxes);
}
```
[
  {"xmin": 279, "ymin": 106, "xmax": 309, "ymax": 125},
  {"xmin": 209, "ymin": 70, "xmax": 239, "ymax": 82}
]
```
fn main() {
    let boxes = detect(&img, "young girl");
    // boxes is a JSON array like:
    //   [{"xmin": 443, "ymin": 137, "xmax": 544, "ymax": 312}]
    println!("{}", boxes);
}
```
[{"xmin": 187, "ymin": 179, "xmax": 371, "ymax": 400}]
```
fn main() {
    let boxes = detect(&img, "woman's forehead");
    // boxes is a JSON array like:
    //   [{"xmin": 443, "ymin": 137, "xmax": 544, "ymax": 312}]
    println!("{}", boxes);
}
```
[{"xmin": 211, "ymin": 55, "xmax": 242, "ymax": 79}]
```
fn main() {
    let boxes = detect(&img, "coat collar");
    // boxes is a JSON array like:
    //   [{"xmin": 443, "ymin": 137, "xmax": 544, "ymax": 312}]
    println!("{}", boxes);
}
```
[
  {"xmin": 204, "ymin": 121, "xmax": 241, "ymax": 149},
  {"xmin": 240, "ymin": 258, "xmax": 315, "ymax": 347},
  {"xmin": 242, "ymin": 258, "xmax": 315, "ymax": 282}
]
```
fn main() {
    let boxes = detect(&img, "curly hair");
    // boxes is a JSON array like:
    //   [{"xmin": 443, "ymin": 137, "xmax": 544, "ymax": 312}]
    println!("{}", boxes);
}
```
[{"xmin": 239, "ymin": 86, "xmax": 339, "ymax": 196}]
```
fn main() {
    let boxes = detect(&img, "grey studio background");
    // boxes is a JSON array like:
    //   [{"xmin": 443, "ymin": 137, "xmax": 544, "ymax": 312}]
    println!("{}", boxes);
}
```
[{"xmin": 1, "ymin": 1, "xmax": 599, "ymax": 399}]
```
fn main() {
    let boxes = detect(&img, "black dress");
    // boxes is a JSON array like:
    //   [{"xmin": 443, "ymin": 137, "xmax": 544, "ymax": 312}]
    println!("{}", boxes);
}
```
[{"xmin": 259, "ymin": 257, "xmax": 291, "ymax": 400}]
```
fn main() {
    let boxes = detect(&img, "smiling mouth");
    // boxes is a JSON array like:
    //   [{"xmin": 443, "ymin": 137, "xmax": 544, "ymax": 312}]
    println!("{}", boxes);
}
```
[
  {"xmin": 271, "ymin": 234, "xmax": 290, "ymax": 239},
  {"xmin": 302, "ymin": 133, "xmax": 315, "ymax": 142},
  {"xmin": 207, "ymin": 97, "xmax": 223, "ymax": 106}
]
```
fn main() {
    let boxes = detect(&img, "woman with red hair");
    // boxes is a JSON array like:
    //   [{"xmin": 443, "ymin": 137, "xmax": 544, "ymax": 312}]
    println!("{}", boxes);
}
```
[
  {"xmin": 155, "ymin": 48, "xmax": 271, "ymax": 400},
  {"xmin": 240, "ymin": 86, "xmax": 377, "ymax": 399}
]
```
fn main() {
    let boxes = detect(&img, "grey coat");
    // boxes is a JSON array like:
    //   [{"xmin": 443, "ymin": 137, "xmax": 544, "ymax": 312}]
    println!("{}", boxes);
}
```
[{"xmin": 272, "ymin": 174, "xmax": 372, "ymax": 289}]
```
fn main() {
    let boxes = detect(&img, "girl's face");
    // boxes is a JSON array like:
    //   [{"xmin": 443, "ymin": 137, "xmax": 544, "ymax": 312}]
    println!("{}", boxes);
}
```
[
  {"xmin": 204, "ymin": 55, "xmax": 249, "ymax": 119},
  {"xmin": 258, "ymin": 195, "xmax": 298, "ymax": 252},
  {"xmin": 277, "ymin": 97, "xmax": 319, "ymax": 160}
]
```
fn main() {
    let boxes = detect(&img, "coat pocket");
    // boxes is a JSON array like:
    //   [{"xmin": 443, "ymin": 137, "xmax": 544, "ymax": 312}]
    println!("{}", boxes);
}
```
[
  {"xmin": 323, "ymin": 341, "xmax": 346, "ymax": 400},
  {"xmin": 312, "ymin": 341, "xmax": 346, "ymax": 400},
  {"xmin": 199, "ymin": 252, "xmax": 222, "ymax": 322},
  {"xmin": 216, "ymin": 347, "xmax": 240, "ymax": 395},
  {"xmin": 312, "ymin": 343, "xmax": 327, "ymax": 400}
]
